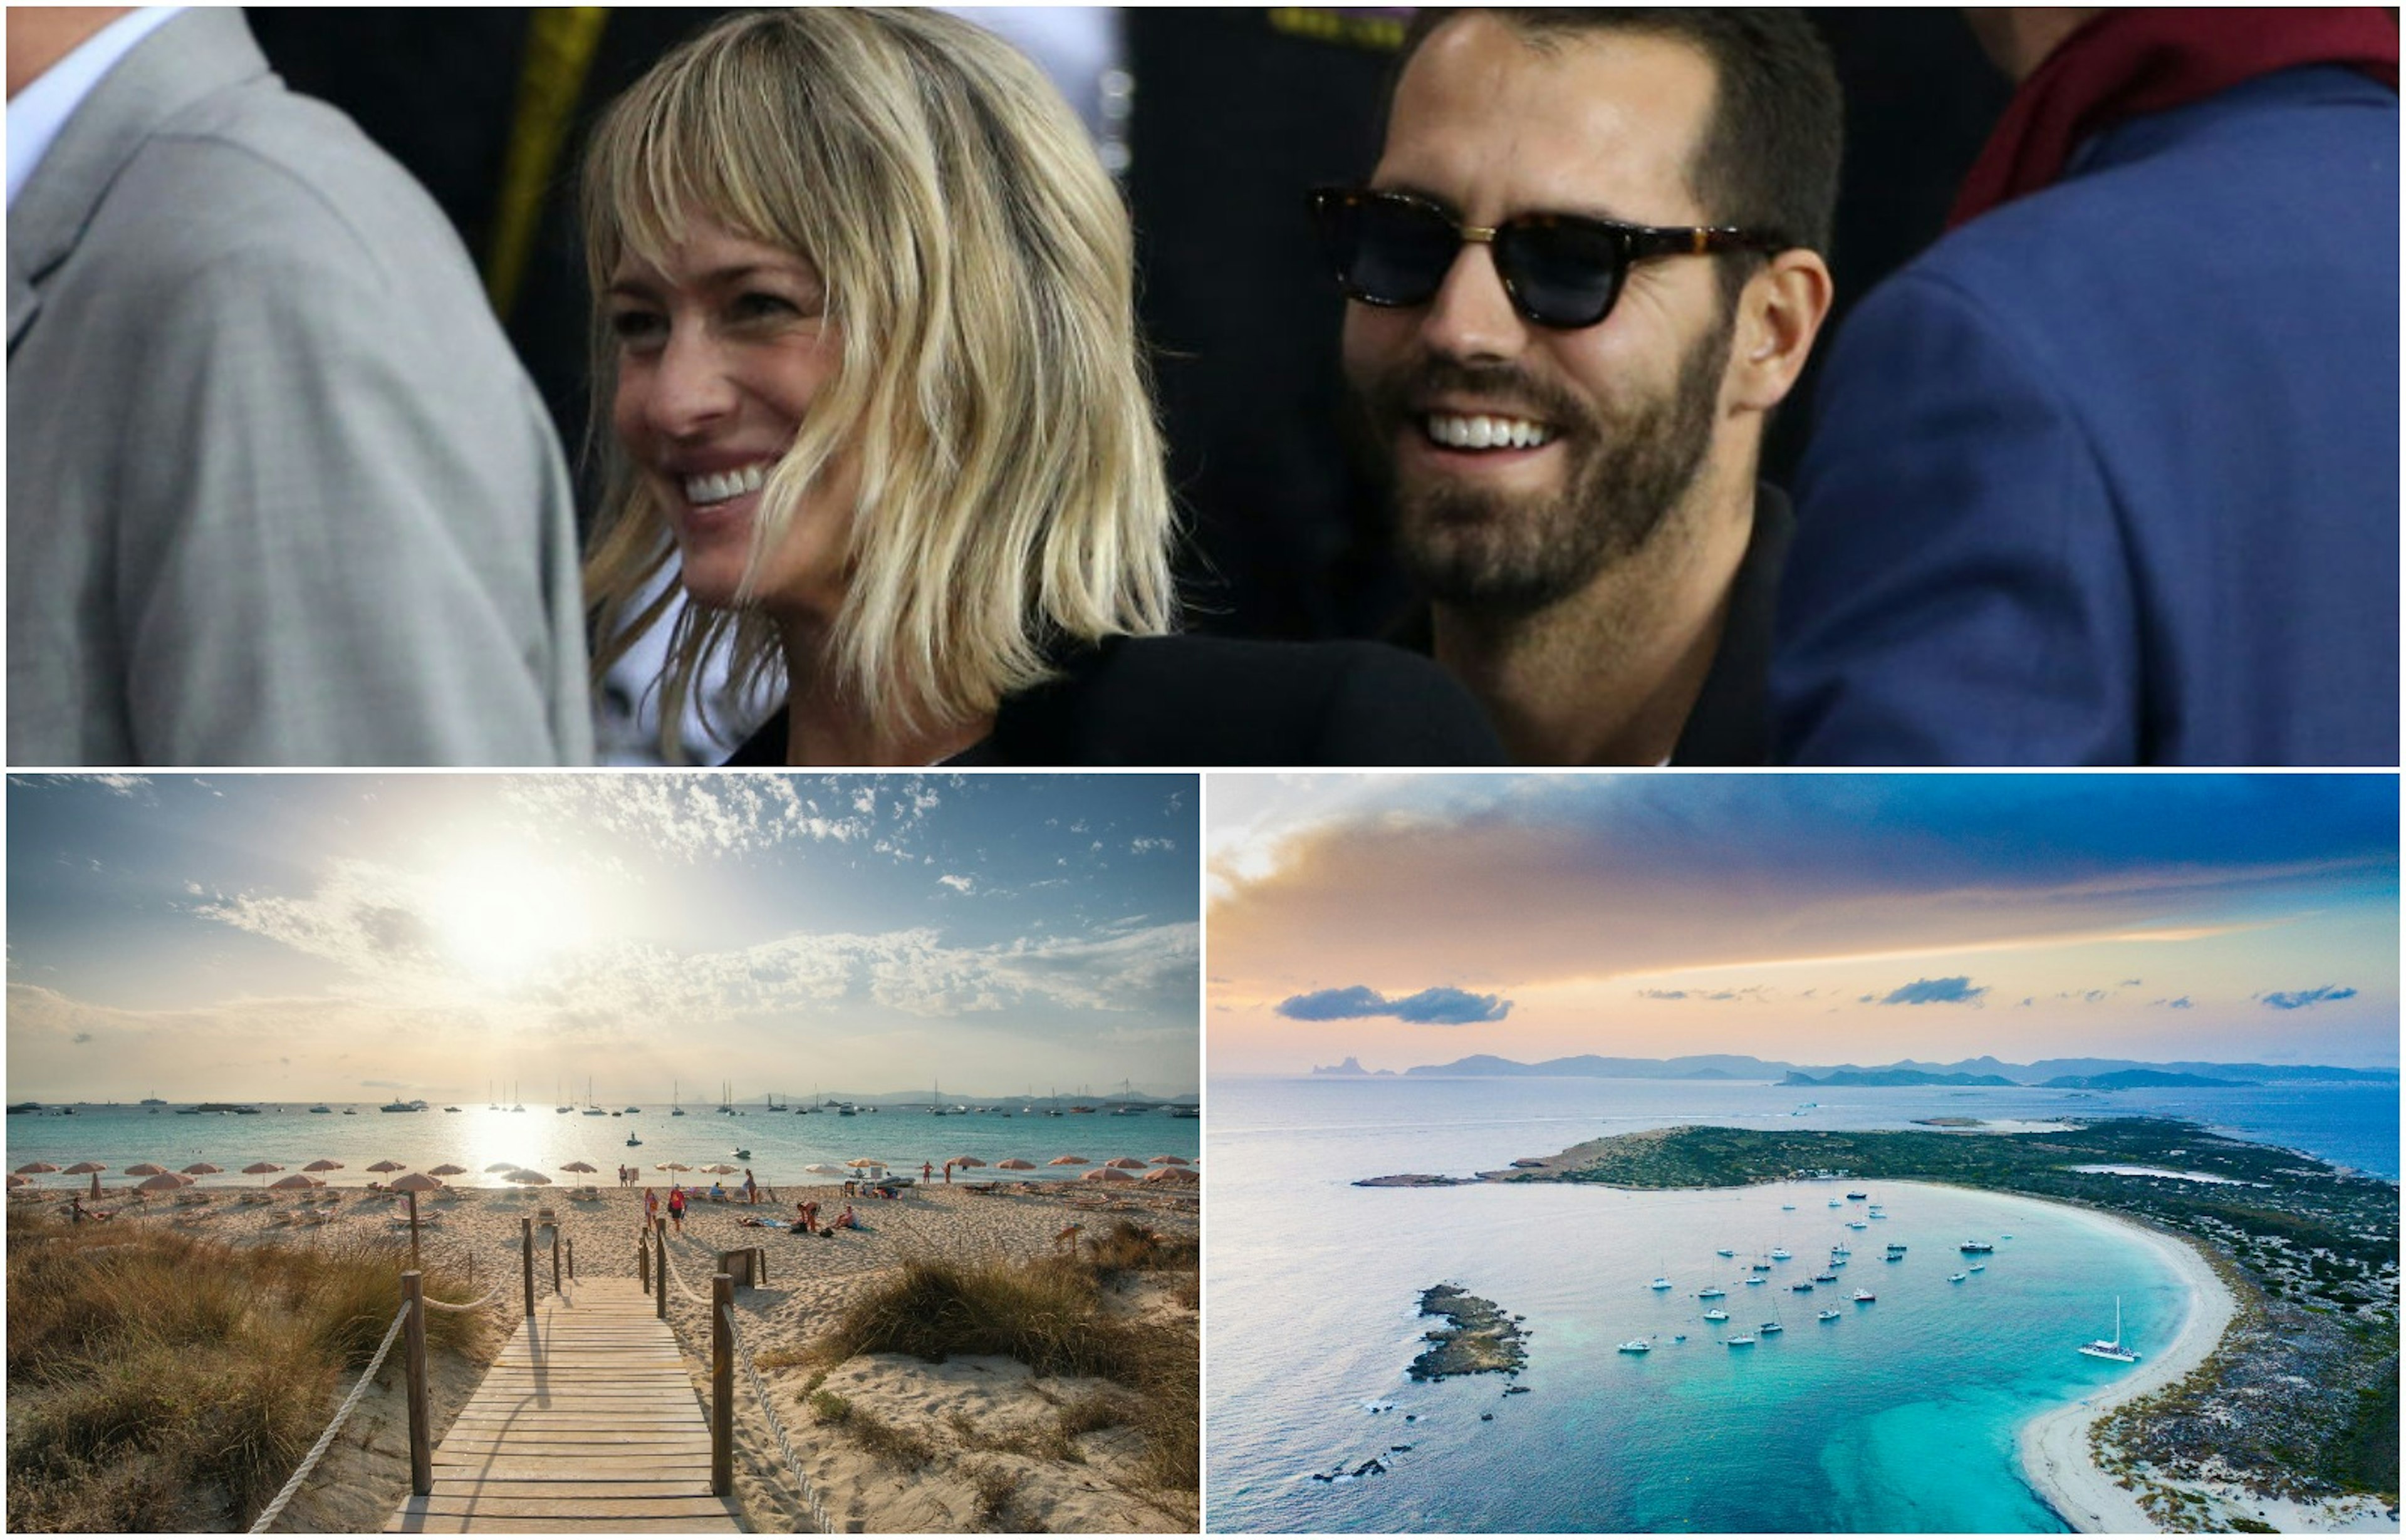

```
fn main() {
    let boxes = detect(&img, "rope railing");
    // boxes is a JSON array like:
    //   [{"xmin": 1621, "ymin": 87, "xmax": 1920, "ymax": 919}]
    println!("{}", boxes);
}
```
[
  {"xmin": 421, "ymin": 1276, "xmax": 508, "ymax": 1313},
  {"xmin": 247, "ymin": 1303, "xmax": 410, "ymax": 1533},
  {"xmin": 724, "ymin": 1301, "xmax": 832, "ymax": 1534},
  {"xmin": 658, "ymin": 1241, "xmax": 709, "ymax": 1306}
]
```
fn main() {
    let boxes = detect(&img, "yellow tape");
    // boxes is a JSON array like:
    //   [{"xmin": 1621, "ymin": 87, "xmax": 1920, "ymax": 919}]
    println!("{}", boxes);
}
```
[{"xmin": 485, "ymin": 8, "xmax": 610, "ymax": 320}]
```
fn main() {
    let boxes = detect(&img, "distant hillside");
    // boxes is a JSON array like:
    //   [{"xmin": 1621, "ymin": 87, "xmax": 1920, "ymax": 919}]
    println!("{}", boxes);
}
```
[
  {"xmin": 1783, "ymin": 1069, "xmax": 2019, "ymax": 1088},
  {"xmin": 1391, "ymin": 1053, "xmax": 2390, "ymax": 1086},
  {"xmin": 2041, "ymin": 1069, "xmax": 2255, "ymax": 1090},
  {"xmin": 1310, "ymin": 1057, "xmax": 1392, "ymax": 1077}
]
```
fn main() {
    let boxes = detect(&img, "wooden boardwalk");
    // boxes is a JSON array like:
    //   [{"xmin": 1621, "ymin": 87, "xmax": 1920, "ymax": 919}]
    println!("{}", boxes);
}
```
[{"xmin": 387, "ymin": 1277, "xmax": 740, "ymax": 1532}]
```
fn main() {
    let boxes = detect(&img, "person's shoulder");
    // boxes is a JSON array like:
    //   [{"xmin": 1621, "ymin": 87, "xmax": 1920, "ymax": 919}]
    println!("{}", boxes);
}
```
[{"xmin": 1013, "ymin": 633, "xmax": 1503, "ymax": 766}]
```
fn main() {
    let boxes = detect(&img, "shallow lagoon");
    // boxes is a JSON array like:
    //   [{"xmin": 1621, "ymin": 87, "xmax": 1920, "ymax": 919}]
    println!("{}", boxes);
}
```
[{"xmin": 1206, "ymin": 1076, "xmax": 2196, "ymax": 1533}]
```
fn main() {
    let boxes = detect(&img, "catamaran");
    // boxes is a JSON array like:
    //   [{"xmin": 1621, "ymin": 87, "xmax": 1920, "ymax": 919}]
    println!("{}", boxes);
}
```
[{"xmin": 2078, "ymin": 1298, "xmax": 2141, "ymax": 1363}]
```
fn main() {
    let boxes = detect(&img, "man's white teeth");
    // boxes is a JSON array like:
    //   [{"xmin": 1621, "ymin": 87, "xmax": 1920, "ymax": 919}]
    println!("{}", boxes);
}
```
[
  {"xmin": 1426, "ymin": 414, "xmax": 1552, "ymax": 450},
  {"xmin": 682, "ymin": 463, "xmax": 769, "ymax": 506}
]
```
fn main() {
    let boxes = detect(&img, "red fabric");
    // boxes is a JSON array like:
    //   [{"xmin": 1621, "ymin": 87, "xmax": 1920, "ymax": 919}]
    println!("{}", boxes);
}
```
[{"xmin": 1949, "ymin": 8, "xmax": 2399, "ymax": 228}]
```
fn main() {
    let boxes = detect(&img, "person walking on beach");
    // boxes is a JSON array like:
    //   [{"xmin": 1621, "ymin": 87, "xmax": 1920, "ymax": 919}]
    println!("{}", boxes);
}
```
[
  {"xmin": 668, "ymin": 1184, "xmax": 687, "ymax": 1236},
  {"xmin": 643, "ymin": 1186, "xmax": 660, "ymax": 1230},
  {"xmin": 922, "ymin": 1160, "xmax": 935, "ymax": 1184},
  {"xmin": 742, "ymin": 1168, "xmax": 758, "ymax": 1205}
]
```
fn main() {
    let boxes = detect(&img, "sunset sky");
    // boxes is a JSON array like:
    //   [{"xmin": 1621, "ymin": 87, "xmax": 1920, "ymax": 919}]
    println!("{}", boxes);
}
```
[
  {"xmin": 1207, "ymin": 774, "xmax": 2397, "ymax": 1074},
  {"xmin": 9, "ymin": 774, "xmax": 1198, "ymax": 1103}
]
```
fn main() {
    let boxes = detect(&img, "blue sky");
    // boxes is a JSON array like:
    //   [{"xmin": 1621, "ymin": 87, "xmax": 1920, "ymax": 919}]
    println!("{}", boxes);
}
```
[
  {"xmin": 1207, "ymin": 774, "xmax": 2398, "ymax": 1073},
  {"xmin": 9, "ymin": 774, "xmax": 1198, "ymax": 1101}
]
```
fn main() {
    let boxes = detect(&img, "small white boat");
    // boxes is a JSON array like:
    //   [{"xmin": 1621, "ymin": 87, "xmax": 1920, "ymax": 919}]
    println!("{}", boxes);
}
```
[
  {"xmin": 1744, "ymin": 1277, "xmax": 1766, "ymax": 1287},
  {"xmin": 1650, "ymin": 1276, "xmax": 1673, "ymax": 1291},
  {"xmin": 1816, "ymin": 1308, "xmax": 1841, "ymax": 1321},
  {"xmin": 1617, "ymin": 1339, "xmax": 1652, "ymax": 1354},
  {"xmin": 1770, "ymin": 1247, "xmax": 1791, "ymax": 1261},
  {"xmin": 1969, "ymin": 1262, "xmax": 1986, "ymax": 1272},
  {"xmin": 2078, "ymin": 1298, "xmax": 2141, "ymax": 1363},
  {"xmin": 1781, "ymin": 1204, "xmax": 1796, "ymax": 1211},
  {"xmin": 1949, "ymin": 1272, "xmax": 1968, "ymax": 1283},
  {"xmin": 1759, "ymin": 1320, "xmax": 1784, "ymax": 1335},
  {"xmin": 1697, "ymin": 1286, "xmax": 1726, "ymax": 1299},
  {"xmin": 1716, "ymin": 1247, "xmax": 1736, "ymax": 1257},
  {"xmin": 1853, "ymin": 1289, "xmax": 1876, "ymax": 1303},
  {"xmin": 1703, "ymin": 1308, "xmax": 1729, "ymax": 1322},
  {"xmin": 1726, "ymin": 1334, "xmax": 1758, "ymax": 1347}
]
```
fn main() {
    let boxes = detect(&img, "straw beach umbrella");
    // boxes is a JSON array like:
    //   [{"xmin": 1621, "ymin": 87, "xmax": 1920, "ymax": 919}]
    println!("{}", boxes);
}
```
[
  {"xmin": 65, "ymin": 1160, "xmax": 108, "ymax": 1198},
  {"xmin": 1082, "ymin": 1165, "xmax": 1135, "ymax": 1184},
  {"xmin": 1148, "ymin": 1155, "xmax": 1190, "ymax": 1165},
  {"xmin": 180, "ymin": 1162, "xmax": 223, "ymax": 1175},
  {"xmin": 1047, "ymin": 1154, "xmax": 1090, "ymax": 1167},
  {"xmin": 1104, "ymin": 1157, "xmax": 1147, "ymax": 1170},
  {"xmin": 135, "ymin": 1173, "xmax": 190, "ymax": 1197},
  {"xmin": 390, "ymin": 1172, "xmax": 444, "ymax": 1269},
  {"xmin": 8, "ymin": 1173, "xmax": 31, "ymax": 1189},
  {"xmin": 505, "ymin": 1170, "xmax": 551, "ymax": 1185},
  {"xmin": 367, "ymin": 1160, "xmax": 407, "ymax": 1174},
  {"xmin": 1142, "ymin": 1165, "xmax": 1197, "ymax": 1185},
  {"xmin": 995, "ymin": 1158, "xmax": 1036, "ymax": 1171},
  {"xmin": 561, "ymin": 1161, "xmax": 598, "ymax": 1173},
  {"xmin": 123, "ymin": 1162, "xmax": 172, "ymax": 1177},
  {"xmin": 269, "ymin": 1173, "xmax": 318, "ymax": 1191},
  {"xmin": 242, "ymin": 1160, "xmax": 284, "ymax": 1189},
  {"xmin": 304, "ymin": 1160, "xmax": 344, "ymax": 1173},
  {"xmin": 429, "ymin": 1164, "xmax": 468, "ymax": 1177}
]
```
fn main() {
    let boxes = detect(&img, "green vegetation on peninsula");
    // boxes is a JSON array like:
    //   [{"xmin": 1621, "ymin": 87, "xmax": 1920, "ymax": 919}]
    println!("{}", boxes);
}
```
[{"xmin": 1393, "ymin": 1117, "xmax": 2396, "ymax": 1519}]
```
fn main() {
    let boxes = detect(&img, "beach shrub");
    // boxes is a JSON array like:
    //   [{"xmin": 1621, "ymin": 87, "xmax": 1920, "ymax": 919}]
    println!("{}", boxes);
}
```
[
  {"xmin": 820, "ymin": 1251, "xmax": 1199, "ymax": 1491},
  {"xmin": 967, "ymin": 1458, "xmax": 1022, "ymax": 1527},
  {"xmin": 6, "ymin": 1221, "xmax": 490, "ymax": 1531}
]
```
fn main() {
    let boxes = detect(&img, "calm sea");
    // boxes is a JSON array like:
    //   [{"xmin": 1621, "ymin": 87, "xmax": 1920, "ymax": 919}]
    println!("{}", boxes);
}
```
[
  {"xmin": 1204, "ymin": 1074, "xmax": 2397, "ymax": 1534},
  {"xmin": 4, "ymin": 1100, "xmax": 1197, "ymax": 1191}
]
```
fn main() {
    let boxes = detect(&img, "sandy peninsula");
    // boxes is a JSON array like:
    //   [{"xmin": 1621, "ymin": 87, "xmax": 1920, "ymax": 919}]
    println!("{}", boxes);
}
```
[
  {"xmin": 9, "ymin": 1174, "xmax": 1197, "ymax": 1533},
  {"xmin": 2014, "ymin": 1204, "xmax": 2234, "ymax": 1532}
]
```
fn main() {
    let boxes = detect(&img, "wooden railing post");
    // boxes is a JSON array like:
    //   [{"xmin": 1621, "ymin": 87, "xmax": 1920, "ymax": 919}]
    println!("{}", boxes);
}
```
[
  {"xmin": 711, "ymin": 1272, "xmax": 734, "ymax": 1497},
  {"xmin": 551, "ymin": 1226, "xmax": 561, "ymax": 1293},
  {"xmin": 654, "ymin": 1217, "xmax": 667, "ymax": 1321},
  {"xmin": 402, "ymin": 1271, "xmax": 432, "ymax": 1496},
  {"xmin": 566, "ymin": 1237, "xmax": 575, "ymax": 1280},
  {"xmin": 756, "ymin": 1244, "xmax": 768, "ymax": 1286},
  {"xmin": 522, "ymin": 1216, "xmax": 535, "ymax": 1317},
  {"xmin": 640, "ymin": 1232, "xmax": 650, "ymax": 1293}
]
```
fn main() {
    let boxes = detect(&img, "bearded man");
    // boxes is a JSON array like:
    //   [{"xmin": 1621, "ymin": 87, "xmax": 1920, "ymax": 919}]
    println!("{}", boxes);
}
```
[{"xmin": 1320, "ymin": 8, "xmax": 1839, "ymax": 764}]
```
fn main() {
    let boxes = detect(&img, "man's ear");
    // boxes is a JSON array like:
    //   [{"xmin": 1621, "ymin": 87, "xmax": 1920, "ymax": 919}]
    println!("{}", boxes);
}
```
[{"xmin": 1727, "ymin": 249, "xmax": 1834, "ymax": 414}]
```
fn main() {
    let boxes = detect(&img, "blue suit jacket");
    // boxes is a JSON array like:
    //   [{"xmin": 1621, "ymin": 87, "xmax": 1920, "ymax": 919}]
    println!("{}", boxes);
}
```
[{"xmin": 1773, "ymin": 66, "xmax": 2398, "ymax": 766}]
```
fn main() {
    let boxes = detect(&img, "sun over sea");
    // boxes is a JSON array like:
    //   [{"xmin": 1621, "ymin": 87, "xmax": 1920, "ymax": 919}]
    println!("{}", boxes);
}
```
[{"xmin": 1203, "ymin": 1073, "xmax": 2395, "ymax": 1533}]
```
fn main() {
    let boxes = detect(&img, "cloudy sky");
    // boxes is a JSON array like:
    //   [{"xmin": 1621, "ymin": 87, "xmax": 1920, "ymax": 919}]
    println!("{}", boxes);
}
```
[
  {"xmin": 1207, "ymin": 774, "xmax": 2397, "ymax": 1074},
  {"xmin": 10, "ymin": 774, "xmax": 1197, "ymax": 1102}
]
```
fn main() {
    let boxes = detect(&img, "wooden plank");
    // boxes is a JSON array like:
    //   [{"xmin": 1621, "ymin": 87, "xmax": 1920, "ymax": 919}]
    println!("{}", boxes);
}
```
[
  {"xmin": 390, "ymin": 1278, "xmax": 739, "ymax": 1534},
  {"xmin": 396, "ymin": 1497, "xmax": 739, "ymax": 1518}
]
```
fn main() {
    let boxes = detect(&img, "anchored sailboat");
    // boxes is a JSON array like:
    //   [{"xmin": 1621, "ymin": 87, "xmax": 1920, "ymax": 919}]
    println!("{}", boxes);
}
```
[{"xmin": 2078, "ymin": 1298, "xmax": 2141, "ymax": 1363}]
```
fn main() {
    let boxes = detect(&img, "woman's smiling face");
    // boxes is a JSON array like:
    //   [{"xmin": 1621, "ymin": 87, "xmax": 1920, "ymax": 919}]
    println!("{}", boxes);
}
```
[{"xmin": 607, "ymin": 219, "xmax": 854, "ymax": 617}]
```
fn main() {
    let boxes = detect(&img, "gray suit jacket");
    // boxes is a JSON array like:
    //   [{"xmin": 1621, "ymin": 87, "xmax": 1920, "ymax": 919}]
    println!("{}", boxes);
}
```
[{"xmin": 7, "ymin": 9, "xmax": 592, "ymax": 765}]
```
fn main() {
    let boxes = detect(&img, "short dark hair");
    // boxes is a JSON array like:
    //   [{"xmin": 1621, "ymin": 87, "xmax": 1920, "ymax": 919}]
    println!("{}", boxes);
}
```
[{"xmin": 1390, "ymin": 9, "xmax": 1843, "ymax": 260}]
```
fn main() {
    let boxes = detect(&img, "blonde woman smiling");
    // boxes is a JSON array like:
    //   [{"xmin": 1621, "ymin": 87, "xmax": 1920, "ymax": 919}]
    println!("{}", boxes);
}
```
[{"xmin": 581, "ymin": 9, "xmax": 1499, "ymax": 766}]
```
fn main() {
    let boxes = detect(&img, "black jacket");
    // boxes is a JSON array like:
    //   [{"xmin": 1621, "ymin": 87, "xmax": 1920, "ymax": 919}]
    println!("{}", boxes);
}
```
[{"xmin": 725, "ymin": 633, "xmax": 1506, "ymax": 767}]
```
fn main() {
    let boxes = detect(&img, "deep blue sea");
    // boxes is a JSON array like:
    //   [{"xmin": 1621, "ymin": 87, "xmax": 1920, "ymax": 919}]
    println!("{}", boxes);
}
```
[
  {"xmin": 1204, "ymin": 1074, "xmax": 2397, "ymax": 1534},
  {"xmin": 4, "ymin": 1101, "xmax": 1196, "ymax": 1192}
]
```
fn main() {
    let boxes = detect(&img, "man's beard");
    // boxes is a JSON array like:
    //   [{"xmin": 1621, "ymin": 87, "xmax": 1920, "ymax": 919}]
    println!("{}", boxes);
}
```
[{"xmin": 1355, "ymin": 313, "xmax": 1733, "ymax": 617}]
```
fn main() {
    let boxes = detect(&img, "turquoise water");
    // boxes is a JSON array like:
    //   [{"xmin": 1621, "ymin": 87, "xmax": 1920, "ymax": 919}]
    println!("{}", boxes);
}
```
[
  {"xmin": 3, "ymin": 1103, "xmax": 1195, "ymax": 1192},
  {"xmin": 1206, "ymin": 1076, "xmax": 2202, "ymax": 1533}
]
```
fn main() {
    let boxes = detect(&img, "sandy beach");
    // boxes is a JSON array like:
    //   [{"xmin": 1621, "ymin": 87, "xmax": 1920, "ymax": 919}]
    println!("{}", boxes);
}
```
[
  {"xmin": 2014, "ymin": 1203, "xmax": 2236, "ymax": 1534},
  {"xmin": 9, "ymin": 1173, "xmax": 1199, "ymax": 1532}
]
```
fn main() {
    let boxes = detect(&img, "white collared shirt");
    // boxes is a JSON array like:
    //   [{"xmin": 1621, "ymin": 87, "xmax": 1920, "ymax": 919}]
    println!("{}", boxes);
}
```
[{"xmin": 8, "ymin": 6, "xmax": 183, "ymax": 208}]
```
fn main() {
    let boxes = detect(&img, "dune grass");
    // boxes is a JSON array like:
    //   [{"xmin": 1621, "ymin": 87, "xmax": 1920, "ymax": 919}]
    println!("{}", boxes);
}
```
[
  {"xmin": 816, "ymin": 1222, "xmax": 1199, "ymax": 1491},
  {"xmin": 6, "ymin": 1208, "xmax": 489, "ymax": 1532}
]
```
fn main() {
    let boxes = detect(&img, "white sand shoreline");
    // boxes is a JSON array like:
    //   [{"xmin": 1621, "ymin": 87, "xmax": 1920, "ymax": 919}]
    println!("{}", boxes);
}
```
[{"xmin": 2011, "ymin": 1200, "xmax": 2236, "ymax": 1534}]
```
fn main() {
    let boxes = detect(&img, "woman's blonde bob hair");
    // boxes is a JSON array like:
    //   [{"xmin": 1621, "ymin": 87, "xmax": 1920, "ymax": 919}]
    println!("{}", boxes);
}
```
[{"xmin": 581, "ymin": 8, "xmax": 1175, "ymax": 757}]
